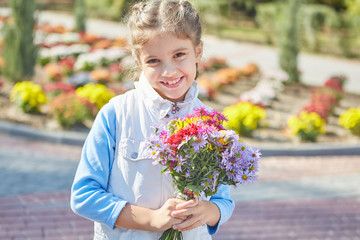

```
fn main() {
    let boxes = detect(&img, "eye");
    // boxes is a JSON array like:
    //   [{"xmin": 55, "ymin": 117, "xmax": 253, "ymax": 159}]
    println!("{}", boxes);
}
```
[
  {"xmin": 174, "ymin": 52, "xmax": 186, "ymax": 59},
  {"xmin": 146, "ymin": 59, "xmax": 160, "ymax": 64}
]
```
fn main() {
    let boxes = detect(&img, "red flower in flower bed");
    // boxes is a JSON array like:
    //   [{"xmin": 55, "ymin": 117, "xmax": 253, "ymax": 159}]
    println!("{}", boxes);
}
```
[
  {"xmin": 302, "ymin": 100, "xmax": 332, "ymax": 121},
  {"xmin": 0, "ymin": 77, "xmax": 3, "ymax": 88},
  {"xmin": 311, "ymin": 92, "xmax": 339, "ymax": 108},
  {"xmin": 44, "ymin": 82, "xmax": 76, "ymax": 98},
  {"xmin": 313, "ymin": 86, "xmax": 343, "ymax": 101},
  {"xmin": 324, "ymin": 75, "xmax": 346, "ymax": 93},
  {"xmin": 58, "ymin": 56, "xmax": 76, "ymax": 75}
]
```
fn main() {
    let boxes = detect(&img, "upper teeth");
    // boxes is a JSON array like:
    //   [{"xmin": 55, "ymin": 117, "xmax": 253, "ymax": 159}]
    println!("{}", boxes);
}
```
[{"xmin": 167, "ymin": 77, "xmax": 181, "ymax": 85}]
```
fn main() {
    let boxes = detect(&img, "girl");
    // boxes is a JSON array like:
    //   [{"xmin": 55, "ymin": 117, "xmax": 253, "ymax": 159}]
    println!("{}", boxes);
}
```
[{"xmin": 70, "ymin": 0, "xmax": 235, "ymax": 239}]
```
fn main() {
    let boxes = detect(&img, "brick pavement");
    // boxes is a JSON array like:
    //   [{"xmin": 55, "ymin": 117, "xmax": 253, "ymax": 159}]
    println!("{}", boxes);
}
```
[
  {"xmin": 1, "ymin": 192, "xmax": 359, "ymax": 240},
  {"xmin": 1, "ymin": 133, "xmax": 360, "ymax": 239}
]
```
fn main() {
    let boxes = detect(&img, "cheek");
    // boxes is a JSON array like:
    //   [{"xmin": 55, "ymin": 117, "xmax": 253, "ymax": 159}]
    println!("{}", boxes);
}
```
[{"xmin": 180, "ymin": 60, "xmax": 197, "ymax": 74}]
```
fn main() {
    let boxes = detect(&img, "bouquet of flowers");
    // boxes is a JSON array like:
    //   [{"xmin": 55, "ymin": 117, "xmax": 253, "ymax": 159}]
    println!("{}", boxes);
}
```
[{"xmin": 146, "ymin": 107, "xmax": 261, "ymax": 240}]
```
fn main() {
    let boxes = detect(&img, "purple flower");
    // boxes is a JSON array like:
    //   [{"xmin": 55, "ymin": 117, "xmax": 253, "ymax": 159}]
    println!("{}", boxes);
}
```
[
  {"xmin": 174, "ymin": 163, "xmax": 182, "ymax": 173},
  {"xmin": 191, "ymin": 135, "xmax": 207, "ymax": 152}
]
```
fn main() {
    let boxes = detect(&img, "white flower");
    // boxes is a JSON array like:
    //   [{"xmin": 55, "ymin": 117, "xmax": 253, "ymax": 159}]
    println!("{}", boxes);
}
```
[
  {"xmin": 105, "ymin": 47, "xmax": 126, "ymax": 61},
  {"xmin": 49, "ymin": 45, "xmax": 69, "ymax": 58},
  {"xmin": 68, "ymin": 44, "xmax": 90, "ymax": 55},
  {"xmin": 43, "ymin": 33, "xmax": 63, "ymax": 45},
  {"xmin": 62, "ymin": 32, "xmax": 80, "ymax": 43}
]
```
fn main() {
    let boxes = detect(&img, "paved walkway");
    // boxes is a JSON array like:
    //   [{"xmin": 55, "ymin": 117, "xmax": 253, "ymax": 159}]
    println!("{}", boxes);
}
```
[{"xmin": 1, "ymin": 133, "xmax": 360, "ymax": 240}]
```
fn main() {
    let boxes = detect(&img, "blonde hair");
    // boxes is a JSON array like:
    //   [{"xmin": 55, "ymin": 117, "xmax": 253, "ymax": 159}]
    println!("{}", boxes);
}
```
[{"xmin": 127, "ymin": 0, "xmax": 202, "ymax": 64}]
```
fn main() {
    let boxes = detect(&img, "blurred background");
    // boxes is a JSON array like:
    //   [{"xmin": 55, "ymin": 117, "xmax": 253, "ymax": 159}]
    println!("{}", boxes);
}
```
[{"xmin": 0, "ymin": 0, "xmax": 360, "ymax": 239}]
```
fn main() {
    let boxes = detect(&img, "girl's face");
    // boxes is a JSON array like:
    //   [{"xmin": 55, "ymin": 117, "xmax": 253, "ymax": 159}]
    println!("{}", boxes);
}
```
[{"xmin": 138, "ymin": 33, "xmax": 202, "ymax": 103}]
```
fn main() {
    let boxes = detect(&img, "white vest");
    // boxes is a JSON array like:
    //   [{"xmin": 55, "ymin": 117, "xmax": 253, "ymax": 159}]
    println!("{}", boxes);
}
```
[{"xmin": 93, "ymin": 73, "xmax": 212, "ymax": 240}]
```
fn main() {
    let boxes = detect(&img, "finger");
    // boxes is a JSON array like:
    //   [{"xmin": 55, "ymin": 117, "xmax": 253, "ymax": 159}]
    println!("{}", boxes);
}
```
[
  {"xmin": 173, "ymin": 213, "xmax": 197, "ymax": 230},
  {"xmin": 179, "ymin": 220, "xmax": 203, "ymax": 232},
  {"xmin": 171, "ymin": 211, "xmax": 188, "ymax": 220},
  {"xmin": 170, "ymin": 217, "xmax": 185, "ymax": 226},
  {"xmin": 171, "ymin": 208, "xmax": 191, "ymax": 218},
  {"xmin": 173, "ymin": 218, "xmax": 203, "ymax": 232},
  {"xmin": 176, "ymin": 199, "xmax": 198, "ymax": 209}
]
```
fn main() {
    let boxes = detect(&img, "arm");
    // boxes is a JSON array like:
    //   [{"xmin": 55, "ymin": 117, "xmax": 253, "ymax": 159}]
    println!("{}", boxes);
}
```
[
  {"xmin": 71, "ymin": 100, "xmax": 187, "ymax": 231},
  {"xmin": 207, "ymin": 185, "xmax": 235, "ymax": 235},
  {"xmin": 70, "ymin": 101, "xmax": 127, "ymax": 228},
  {"xmin": 171, "ymin": 185, "xmax": 235, "ymax": 235}
]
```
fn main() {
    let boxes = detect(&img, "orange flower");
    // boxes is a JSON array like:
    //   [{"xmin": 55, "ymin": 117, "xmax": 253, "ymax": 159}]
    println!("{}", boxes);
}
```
[
  {"xmin": 214, "ymin": 67, "xmax": 242, "ymax": 85},
  {"xmin": 90, "ymin": 69, "xmax": 112, "ymax": 83},
  {"xmin": 240, "ymin": 63, "xmax": 259, "ymax": 77},
  {"xmin": 45, "ymin": 63, "xmax": 63, "ymax": 82},
  {"xmin": 112, "ymin": 38, "xmax": 128, "ymax": 48},
  {"xmin": 92, "ymin": 39, "xmax": 112, "ymax": 50}
]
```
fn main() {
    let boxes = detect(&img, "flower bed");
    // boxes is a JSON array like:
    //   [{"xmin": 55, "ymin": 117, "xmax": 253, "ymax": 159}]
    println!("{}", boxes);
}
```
[
  {"xmin": 287, "ymin": 75, "xmax": 346, "ymax": 142},
  {"xmin": 0, "ymin": 20, "xmax": 134, "ymax": 128}
]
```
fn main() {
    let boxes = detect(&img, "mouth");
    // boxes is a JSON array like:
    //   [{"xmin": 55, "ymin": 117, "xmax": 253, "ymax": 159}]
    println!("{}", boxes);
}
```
[{"xmin": 162, "ymin": 76, "xmax": 184, "ymax": 87}]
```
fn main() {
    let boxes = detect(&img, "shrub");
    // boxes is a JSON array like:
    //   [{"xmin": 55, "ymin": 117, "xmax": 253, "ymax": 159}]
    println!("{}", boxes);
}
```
[
  {"xmin": 222, "ymin": 102, "xmax": 266, "ymax": 136},
  {"xmin": 74, "ymin": 0, "xmax": 86, "ymax": 32},
  {"xmin": 288, "ymin": 111, "xmax": 326, "ymax": 142},
  {"xmin": 76, "ymin": 83, "xmax": 115, "ymax": 110},
  {"xmin": 10, "ymin": 81, "xmax": 47, "ymax": 113},
  {"xmin": 49, "ymin": 92, "xmax": 96, "ymax": 128},
  {"xmin": 278, "ymin": 0, "xmax": 301, "ymax": 83},
  {"xmin": 1, "ymin": 0, "xmax": 37, "ymax": 82},
  {"xmin": 339, "ymin": 106, "xmax": 360, "ymax": 137}
]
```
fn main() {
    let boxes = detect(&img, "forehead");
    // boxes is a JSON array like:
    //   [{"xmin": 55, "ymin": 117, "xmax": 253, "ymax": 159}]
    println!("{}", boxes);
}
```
[{"xmin": 139, "ymin": 33, "xmax": 195, "ymax": 58}]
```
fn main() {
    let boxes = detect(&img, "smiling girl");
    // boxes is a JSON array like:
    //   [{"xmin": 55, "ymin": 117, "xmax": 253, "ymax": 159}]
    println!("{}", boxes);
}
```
[{"xmin": 70, "ymin": 1, "xmax": 235, "ymax": 239}]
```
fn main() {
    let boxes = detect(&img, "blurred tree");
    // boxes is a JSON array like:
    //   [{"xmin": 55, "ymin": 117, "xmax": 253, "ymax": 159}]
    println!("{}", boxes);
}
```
[
  {"xmin": 85, "ymin": 0, "xmax": 140, "ymax": 20},
  {"xmin": 1, "ymin": 0, "xmax": 37, "ymax": 82},
  {"xmin": 110, "ymin": 0, "xmax": 141, "ymax": 20},
  {"xmin": 307, "ymin": 0, "xmax": 347, "ymax": 11},
  {"xmin": 279, "ymin": 0, "xmax": 302, "ymax": 83},
  {"xmin": 301, "ymin": 4, "xmax": 341, "ymax": 51},
  {"xmin": 256, "ymin": 3, "xmax": 282, "ymax": 44},
  {"xmin": 74, "ymin": 0, "xmax": 87, "ymax": 32},
  {"xmin": 345, "ymin": 0, "xmax": 360, "ymax": 33}
]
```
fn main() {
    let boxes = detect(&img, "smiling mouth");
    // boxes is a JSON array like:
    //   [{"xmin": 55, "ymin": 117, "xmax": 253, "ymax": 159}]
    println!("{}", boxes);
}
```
[{"xmin": 163, "ymin": 76, "xmax": 183, "ymax": 86}]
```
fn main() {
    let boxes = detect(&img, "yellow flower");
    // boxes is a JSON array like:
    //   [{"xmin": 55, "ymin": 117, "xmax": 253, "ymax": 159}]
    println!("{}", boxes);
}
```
[
  {"xmin": 76, "ymin": 83, "xmax": 115, "ymax": 110},
  {"xmin": 339, "ymin": 107, "xmax": 360, "ymax": 137},
  {"xmin": 222, "ymin": 102, "xmax": 266, "ymax": 136},
  {"xmin": 10, "ymin": 81, "xmax": 47, "ymax": 113},
  {"xmin": 288, "ymin": 111, "xmax": 326, "ymax": 141}
]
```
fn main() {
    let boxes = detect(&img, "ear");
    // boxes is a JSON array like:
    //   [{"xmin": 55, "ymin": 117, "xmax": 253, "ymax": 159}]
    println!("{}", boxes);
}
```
[{"xmin": 195, "ymin": 41, "xmax": 203, "ymax": 63}]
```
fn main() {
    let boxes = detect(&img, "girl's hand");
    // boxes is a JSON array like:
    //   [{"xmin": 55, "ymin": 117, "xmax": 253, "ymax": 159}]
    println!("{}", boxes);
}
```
[
  {"xmin": 150, "ymin": 198, "xmax": 188, "ymax": 232},
  {"xmin": 170, "ymin": 199, "xmax": 220, "ymax": 232}
]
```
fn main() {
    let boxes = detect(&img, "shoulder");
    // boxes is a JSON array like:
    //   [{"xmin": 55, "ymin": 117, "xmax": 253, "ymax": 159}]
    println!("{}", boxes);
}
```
[
  {"xmin": 109, "ymin": 89, "xmax": 137, "ymax": 105},
  {"xmin": 193, "ymin": 98, "xmax": 212, "ymax": 111}
]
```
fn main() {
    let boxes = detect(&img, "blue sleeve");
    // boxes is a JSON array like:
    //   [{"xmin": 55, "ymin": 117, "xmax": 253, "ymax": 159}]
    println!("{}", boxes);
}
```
[
  {"xmin": 207, "ymin": 185, "xmax": 235, "ymax": 235},
  {"xmin": 70, "ymin": 101, "xmax": 127, "ymax": 229}
]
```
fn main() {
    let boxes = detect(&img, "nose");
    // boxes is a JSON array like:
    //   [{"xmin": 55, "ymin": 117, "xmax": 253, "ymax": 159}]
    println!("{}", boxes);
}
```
[{"xmin": 162, "ymin": 61, "xmax": 177, "ymax": 77}]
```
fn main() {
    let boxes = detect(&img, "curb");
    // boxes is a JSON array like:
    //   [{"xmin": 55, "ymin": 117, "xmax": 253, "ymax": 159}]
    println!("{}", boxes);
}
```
[
  {"xmin": 1, "ymin": 120, "xmax": 360, "ymax": 156},
  {"xmin": 0, "ymin": 120, "xmax": 87, "ymax": 146}
]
